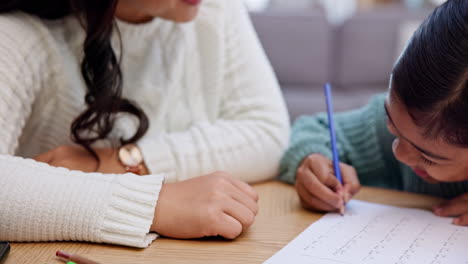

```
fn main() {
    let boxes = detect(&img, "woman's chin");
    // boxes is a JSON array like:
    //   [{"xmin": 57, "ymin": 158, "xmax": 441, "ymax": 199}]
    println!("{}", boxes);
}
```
[{"xmin": 164, "ymin": 10, "xmax": 199, "ymax": 23}]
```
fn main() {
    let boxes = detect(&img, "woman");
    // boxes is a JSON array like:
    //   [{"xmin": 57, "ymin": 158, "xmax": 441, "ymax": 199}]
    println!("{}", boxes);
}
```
[
  {"xmin": 0, "ymin": 0, "xmax": 290, "ymax": 247},
  {"xmin": 280, "ymin": 0, "xmax": 468, "ymax": 225}
]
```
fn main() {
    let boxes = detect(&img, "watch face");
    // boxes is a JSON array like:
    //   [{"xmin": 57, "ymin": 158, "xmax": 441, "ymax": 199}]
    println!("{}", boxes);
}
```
[{"xmin": 119, "ymin": 144, "xmax": 143, "ymax": 167}]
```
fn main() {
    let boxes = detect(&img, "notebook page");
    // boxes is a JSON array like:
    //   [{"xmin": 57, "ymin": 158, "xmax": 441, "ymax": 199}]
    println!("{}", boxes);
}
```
[{"xmin": 264, "ymin": 200, "xmax": 468, "ymax": 264}]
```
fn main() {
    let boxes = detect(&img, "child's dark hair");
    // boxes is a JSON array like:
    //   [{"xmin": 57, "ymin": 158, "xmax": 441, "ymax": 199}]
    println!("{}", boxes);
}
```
[{"xmin": 392, "ymin": 0, "xmax": 468, "ymax": 147}]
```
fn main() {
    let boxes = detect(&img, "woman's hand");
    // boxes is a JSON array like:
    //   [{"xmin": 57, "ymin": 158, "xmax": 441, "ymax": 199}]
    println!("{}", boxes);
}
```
[
  {"xmin": 151, "ymin": 172, "xmax": 259, "ymax": 239},
  {"xmin": 34, "ymin": 145, "xmax": 102, "ymax": 173},
  {"xmin": 295, "ymin": 153, "xmax": 360, "ymax": 212},
  {"xmin": 34, "ymin": 145, "xmax": 148, "ymax": 174},
  {"xmin": 433, "ymin": 193, "xmax": 468, "ymax": 226}
]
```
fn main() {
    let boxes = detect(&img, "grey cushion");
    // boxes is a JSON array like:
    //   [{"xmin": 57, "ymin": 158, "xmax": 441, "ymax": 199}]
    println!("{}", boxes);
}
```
[
  {"xmin": 249, "ymin": 6, "xmax": 432, "ymax": 122},
  {"xmin": 335, "ymin": 6, "xmax": 432, "ymax": 86},
  {"xmin": 250, "ymin": 11, "xmax": 331, "ymax": 86},
  {"xmin": 282, "ymin": 85, "xmax": 388, "ymax": 121}
]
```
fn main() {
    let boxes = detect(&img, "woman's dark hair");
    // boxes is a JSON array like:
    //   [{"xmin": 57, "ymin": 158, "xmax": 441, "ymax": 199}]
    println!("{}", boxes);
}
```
[
  {"xmin": 0, "ymin": 0, "xmax": 149, "ymax": 158},
  {"xmin": 392, "ymin": 0, "xmax": 468, "ymax": 147}
]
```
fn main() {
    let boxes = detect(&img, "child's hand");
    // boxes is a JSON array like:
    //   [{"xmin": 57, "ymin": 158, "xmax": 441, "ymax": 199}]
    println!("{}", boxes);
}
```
[
  {"xmin": 295, "ymin": 153, "xmax": 360, "ymax": 212},
  {"xmin": 433, "ymin": 193, "xmax": 468, "ymax": 226},
  {"xmin": 151, "ymin": 172, "xmax": 259, "ymax": 239}
]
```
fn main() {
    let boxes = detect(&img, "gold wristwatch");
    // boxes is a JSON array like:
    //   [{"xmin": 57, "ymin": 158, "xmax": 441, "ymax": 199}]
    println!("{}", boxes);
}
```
[{"xmin": 118, "ymin": 144, "xmax": 145, "ymax": 175}]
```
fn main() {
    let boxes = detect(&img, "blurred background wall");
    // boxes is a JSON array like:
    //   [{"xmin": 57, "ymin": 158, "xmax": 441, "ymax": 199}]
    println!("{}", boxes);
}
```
[{"xmin": 243, "ymin": 0, "xmax": 444, "ymax": 121}]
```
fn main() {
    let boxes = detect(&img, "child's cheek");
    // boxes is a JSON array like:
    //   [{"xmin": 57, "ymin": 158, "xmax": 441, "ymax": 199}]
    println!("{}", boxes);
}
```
[{"xmin": 428, "ymin": 167, "xmax": 460, "ymax": 183}]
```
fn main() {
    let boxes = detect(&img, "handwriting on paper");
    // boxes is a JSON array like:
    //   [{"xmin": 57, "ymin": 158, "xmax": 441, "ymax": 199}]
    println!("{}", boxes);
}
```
[{"xmin": 264, "ymin": 201, "xmax": 468, "ymax": 264}]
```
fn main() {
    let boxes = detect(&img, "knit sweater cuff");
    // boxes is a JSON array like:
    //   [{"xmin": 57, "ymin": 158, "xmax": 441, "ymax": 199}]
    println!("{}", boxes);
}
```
[
  {"xmin": 100, "ymin": 173, "xmax": 164, "ymax": 248},
  {"xmin": 138, "ymin": 137, "xmax": 177, "ymax": 183},
  {"xmin": 279, "ymin": 144, "xmax": 332, "ymax": 185}
]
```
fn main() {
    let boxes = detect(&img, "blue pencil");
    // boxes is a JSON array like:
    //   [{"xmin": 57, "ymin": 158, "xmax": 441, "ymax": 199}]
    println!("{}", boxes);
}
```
[{"xmin": 324, "ymin": 83, "xmax": 345, "ymax": 215}]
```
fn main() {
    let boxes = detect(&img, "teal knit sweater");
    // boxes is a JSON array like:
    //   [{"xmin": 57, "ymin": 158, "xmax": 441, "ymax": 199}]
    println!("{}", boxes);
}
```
[{"xmin": 279, "ymin": 94, "xmax": 468, "ymax": 198}]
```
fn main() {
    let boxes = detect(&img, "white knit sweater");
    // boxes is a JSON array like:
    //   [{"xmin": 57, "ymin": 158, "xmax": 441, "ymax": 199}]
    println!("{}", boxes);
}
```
[{"xmin": 0, "ymin": 0, "xmax": 289, "ymax": 247}]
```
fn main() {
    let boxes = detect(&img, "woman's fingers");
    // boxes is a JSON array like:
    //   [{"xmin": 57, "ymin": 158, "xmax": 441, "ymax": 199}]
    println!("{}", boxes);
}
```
[
  {"xmin": 223, "ymin": 173, "xmax": 259, "ymax": 202},
  {"xmin": 209, "ymin": 172, "xmax": 258, "ymax": 215},
  {"xmin": 215, "ymin": 213, "xmax": 243, "ymax": 239},
  {"xmin": 152, "ymin": 173, "xmax": 257, "ymax": 240},
  {"xmin": 223, "ymin": 198, "xmax": 256, "ymax": 231},
  {"xmin": 33, "ymin": 150, "xmax": 54, "ymax": 163},
  {"xmin": 227, "ymin": 184, "xmax": 259, "ymax": 216}
]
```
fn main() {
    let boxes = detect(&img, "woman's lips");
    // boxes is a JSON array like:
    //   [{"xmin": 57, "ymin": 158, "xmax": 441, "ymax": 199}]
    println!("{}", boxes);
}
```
[{"xmin": 182, "ymin": 0, "xmax": 202, "ymax": 6}]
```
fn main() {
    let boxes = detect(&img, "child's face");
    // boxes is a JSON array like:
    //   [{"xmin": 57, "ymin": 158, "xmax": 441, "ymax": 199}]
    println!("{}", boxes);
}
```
[
  {"xmin": 384, "ymin": 95, "xmax": 468, "ymax": 184},
  {"xmin": 116, "ymin": 0, "xmax": 202, "ymax": 23}
]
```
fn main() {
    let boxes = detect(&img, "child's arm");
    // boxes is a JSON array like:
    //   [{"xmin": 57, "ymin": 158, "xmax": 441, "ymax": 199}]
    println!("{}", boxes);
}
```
[
  {"xmin": 279, "ymin": 94, "xmax": 402, "ymax": 211},
  {"xmin": 280, "ymin": 94, "xmax": 398, "ymax": 184}
]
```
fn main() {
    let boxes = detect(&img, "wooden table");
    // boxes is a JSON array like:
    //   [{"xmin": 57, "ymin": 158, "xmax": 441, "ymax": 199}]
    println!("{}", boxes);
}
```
[{"xmin": 6, "ymin": 181, "xmax": 442, "ymax": 264}]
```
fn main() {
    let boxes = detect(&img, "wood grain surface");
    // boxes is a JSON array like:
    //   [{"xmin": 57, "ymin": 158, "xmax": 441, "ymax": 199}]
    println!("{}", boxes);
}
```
[{"xmin": 6, "ymin": 181, "xmax": 442, "ymax": 264}]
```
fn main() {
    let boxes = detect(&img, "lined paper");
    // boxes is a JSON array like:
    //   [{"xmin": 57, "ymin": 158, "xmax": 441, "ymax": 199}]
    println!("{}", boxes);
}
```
[{"xmin": 264, "ymin": 200, "xmax": 468, "ymax": 264}]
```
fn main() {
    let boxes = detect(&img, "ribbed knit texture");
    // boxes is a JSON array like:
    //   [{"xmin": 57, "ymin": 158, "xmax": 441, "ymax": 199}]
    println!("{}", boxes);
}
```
[
  {"xmin": 0, "ymin": 1, "xmax": 289, "ymax": 247},
  {"xmin": 280, "ymin": 94, "xmax": 468, "ymax": 199},
  {"xmin": 134, "ymin": 1, "xmax": 289, "ymax": 184}
]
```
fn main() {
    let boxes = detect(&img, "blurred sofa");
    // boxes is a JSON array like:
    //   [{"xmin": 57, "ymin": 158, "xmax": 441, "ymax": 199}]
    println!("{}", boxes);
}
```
[{"xmin": 250, "ymin": 5, "xmax": 432, "ymax": 121}]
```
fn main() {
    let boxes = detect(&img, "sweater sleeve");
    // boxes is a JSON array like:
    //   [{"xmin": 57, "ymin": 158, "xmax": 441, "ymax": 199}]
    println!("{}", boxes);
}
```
[
  {"xmin": 0, "ymin": 13, "xmax": 164, "ymax": 248},
  {"xmin": 138, "ymin": 1, "xmax": 290, "ymax": 183},
  {"xmin": 279, "ymin": 94, "xmax": 402, "ymax": 189}
]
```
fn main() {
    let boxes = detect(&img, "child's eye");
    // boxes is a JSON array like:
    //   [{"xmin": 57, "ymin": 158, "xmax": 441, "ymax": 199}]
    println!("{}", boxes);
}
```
[{"xmin": 419, "ymin": 155, "xmax": 437, "ymax": 166}]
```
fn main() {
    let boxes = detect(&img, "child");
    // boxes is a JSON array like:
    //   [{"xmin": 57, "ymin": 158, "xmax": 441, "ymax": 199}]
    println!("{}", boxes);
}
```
[{"xmin": 280, "ymin": 0, "xmax": 468, "ymax": 226}]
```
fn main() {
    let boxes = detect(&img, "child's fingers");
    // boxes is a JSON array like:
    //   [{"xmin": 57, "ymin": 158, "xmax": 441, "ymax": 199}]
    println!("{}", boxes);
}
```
[
  {"xmin": 298, "ymin": 167, "xmax": 343, "ymax": 209},
  {"xmin": 433, "ymin": 193, "xmax": 468, "ymax": 217},
  {"xmin": 307, "ymin": 155, "xmax": 341, "ymax": 190},
  {"xmin": 339, "ymin": 163, "xmax": 361, "ymax": 203},
  {"xmin": 453, "ymin": 213, "xmax": 468, "ymax": 226},
  {"xmin": 296, "ymin": 182, "xmax": 341, "ymax": 212},
  {"xmin": 433, "ymin": 199, "xmax": 468, "ymax": 217}
]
